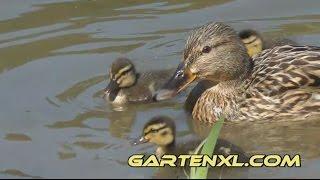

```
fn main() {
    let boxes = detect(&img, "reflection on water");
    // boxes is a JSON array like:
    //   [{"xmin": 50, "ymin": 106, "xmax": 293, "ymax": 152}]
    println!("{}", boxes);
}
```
[
  {"xmin": 4, "ymin": 133, "xmax": 32, "ymax": 142},
  {"xmin": 191, "ymin": 118, "xmax": 320, "ymax": 158},
  {"xmin": 55, "ymin": 75, "xmax": 105, "ymax": 102},
  {"xmin": 58, "ymin": 143, "xmax": 76, "ymax": 160},
  {"xmin": 0, "ymin": 169, "xmax": 42, "ymax": 179},
  {"xmin": 0, "ymin": 0, "xmax": 320, "ymax": 178}
]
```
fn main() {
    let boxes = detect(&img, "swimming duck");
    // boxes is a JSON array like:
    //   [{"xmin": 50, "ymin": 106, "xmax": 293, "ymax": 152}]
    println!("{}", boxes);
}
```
[
  {"xmin": 104, "ymin": 57, "xmax": 174, "ymax": 105},
  {"xmin": 133, "ymin": 116, "xmax": 249, "ymax": 178},
  {"xmin": 184, "ymin": 29, "xmax": 298, "ymax": 113},
  {"xmin": 133, "ymin": 116, "xmax": 248, "ymax": 160},
  {"xmin": 239, "ymin": 29, "xmax": 297, "ymax": 57},
  {"xmin": 155, "ymin": 22, "xmax": 320, "ymax": 123}
]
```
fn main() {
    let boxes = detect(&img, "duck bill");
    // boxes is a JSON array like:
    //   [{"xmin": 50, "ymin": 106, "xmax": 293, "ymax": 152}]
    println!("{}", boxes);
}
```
[
  {"xmin": 155, "ymin": 63, "xmax": 196, "ymax": 101},
  {"xmin": 132, "ymin": 136, "xmax": 149, "ymax": 145},
  {"xmin": 104, "ymin": 80, "xmax": 120, "ymax": 101}
]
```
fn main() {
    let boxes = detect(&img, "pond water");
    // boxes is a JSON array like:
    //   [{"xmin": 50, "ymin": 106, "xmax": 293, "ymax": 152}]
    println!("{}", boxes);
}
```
[{"xmin": 0, "ymin": 0, "xmax": 319, "ymax": 178}]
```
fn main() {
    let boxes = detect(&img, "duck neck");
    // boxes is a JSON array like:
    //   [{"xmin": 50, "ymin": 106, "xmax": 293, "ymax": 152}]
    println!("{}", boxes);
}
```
[
  {"xmin": 193, "ymin": 83, "xmax": 239, "ymax": 122},
  {"xmin": 218, "ymin": 57, "xmax": 253, "ymax": 90},
  {"xmin": 132, "ymin": 73, "xmax": 140, "ymax": 87},
  {"xmin": 193, "ymin": 58, "xmax": 253, "ymax": 122},
  {"xmin": 216, "ymin": 79, "xmax": 242, "ymax": 91},
  {"xmin": 156, "ymin": 140, "xmax": 175, "ymax": 158}
]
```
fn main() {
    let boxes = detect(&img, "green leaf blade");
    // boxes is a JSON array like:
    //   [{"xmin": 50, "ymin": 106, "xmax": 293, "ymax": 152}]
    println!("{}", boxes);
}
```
[{"xmin": 190, "ymin": 117, "xmax": 225, "ymax": 179}]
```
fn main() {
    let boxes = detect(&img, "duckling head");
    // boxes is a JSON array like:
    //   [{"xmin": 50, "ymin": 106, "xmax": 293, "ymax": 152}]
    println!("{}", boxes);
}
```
[
  {"xmin": 238, "ymin": 29, "xmax": 263, "ymax": 57},
  {"xmin": 133, "ymin": 116, "xmax": 176, "ymax": 148},
  {"xmin": 104, "ymin": 57, "xmax": 137, "ymax": 101},
  {"xmin": 155, "ymin": 22, "xmax": 252, "ymax": 101}
]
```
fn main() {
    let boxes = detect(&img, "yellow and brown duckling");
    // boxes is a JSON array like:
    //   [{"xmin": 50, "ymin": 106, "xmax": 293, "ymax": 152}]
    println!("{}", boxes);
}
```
[
  {"xmin": 134, "ymin": 116, "xmax": 249, "ymax": 178},
  {"xmin": 133, "ymin": 116, "xmax": 248, "ymax": 161},
  {"xmin": 184, "ymin": 29, "xmax": 298, "ymax": 113},
  {"xmin": 155, "ymin": 22, "xmax": 320, "ymax": 123},
  {"xmin": 104, "ymin": 57, "xmax": 174, "ymax": 105},
  {"xmin": 239, "ymin": 29, "xmax": 297, "ymax": 57}
]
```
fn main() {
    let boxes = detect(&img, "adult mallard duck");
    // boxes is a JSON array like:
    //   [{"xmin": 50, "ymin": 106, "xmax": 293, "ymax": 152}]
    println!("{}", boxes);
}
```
[
  {"xmin": 184, "ymin": 29, "xmax": 298, "ymax": 113},
  {"xmin": 155, "ymin": 22, "xmax": 320, "ymax": 123},
  {"xmin": 104, "ymin": 57, "xmax": 174, "ymax": 105}
]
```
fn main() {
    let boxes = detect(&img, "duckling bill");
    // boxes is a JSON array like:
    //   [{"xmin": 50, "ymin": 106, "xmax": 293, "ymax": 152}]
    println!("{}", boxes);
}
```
[{"xmin": 105, "ymin": 78, "xmax": 120, "ymax": 101}]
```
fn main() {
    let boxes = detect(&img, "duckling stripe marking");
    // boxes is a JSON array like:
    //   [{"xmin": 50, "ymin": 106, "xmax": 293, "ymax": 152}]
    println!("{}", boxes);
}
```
[
  {"xmin": 144, "ymin": 125, "xmax": 168, "ymax": 135},
  {"xmin": 114, "ymin": 65, "xmax": 133, "ymax": 80},
  {"xmin": 242, "ymin": 36, "xmax": 258, "ymax": 44}
]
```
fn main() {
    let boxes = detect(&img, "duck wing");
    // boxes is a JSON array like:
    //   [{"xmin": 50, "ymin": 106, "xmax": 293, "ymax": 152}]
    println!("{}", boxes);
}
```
[
  {"xmin": 124, "ymin": 69, "xmax": 175, "ymax": 103},
  {"xmin": 246, "ymin": 45, "xmax": 320, "ymax": 96},
  {"xmin": 240, "ymin": 45, "xmax": 320, "ymax": 120}
]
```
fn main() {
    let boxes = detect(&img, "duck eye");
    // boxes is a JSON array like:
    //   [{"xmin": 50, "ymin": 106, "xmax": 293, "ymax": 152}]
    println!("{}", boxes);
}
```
[{"xmin": 202, "ymin": 46, "xmax": 211, "ymax": 53}]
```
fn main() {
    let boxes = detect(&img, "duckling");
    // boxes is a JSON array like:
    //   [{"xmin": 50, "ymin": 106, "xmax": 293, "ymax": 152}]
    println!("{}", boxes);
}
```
[
  {"xmin": 104, "ymin": 57, "xmax": 174, "ymax": 105},
  {"xmin": 184, "ymin": 29, "xmax": 298, "ymax": 113},
  {"xmin": 239, "ymin": 29, "xmax": 297, "ymax": 57},
  {"xmin": 133, "ymin": 116, "xmax": 248, "ymax": 161},
  {"xmin": 155, "ymin": 22, "xmax": 320, "ymax": 123},
  {"xmin": 134, "ymin": 116, "xmax": 249, "ymax": 178}
]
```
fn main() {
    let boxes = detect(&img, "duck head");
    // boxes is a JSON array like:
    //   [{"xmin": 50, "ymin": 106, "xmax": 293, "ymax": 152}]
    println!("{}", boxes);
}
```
[
  {"xmin": 133, "ymin": 116, "xmax": 176, "ymax": 148},
  {"xmin": 155, "ymin": 22, "xmax": 251, "ymax": 101},
  {"xmin": 104, "ymin": 57, "xmax": 137, "ymax": 101},
  {"xmin": 239, "ymin": 29, "xmax": 264, "ymax": 57}
]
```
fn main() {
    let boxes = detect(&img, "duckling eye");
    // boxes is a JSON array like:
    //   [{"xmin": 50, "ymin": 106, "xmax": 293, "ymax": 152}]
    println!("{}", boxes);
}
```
[
  {"xmin": 202, "ymin": 46, "xmax": 211, "ymax": 53},
  {"xmin": 161, "ymin": 131, "xmax": 168, "ymax": 136}
]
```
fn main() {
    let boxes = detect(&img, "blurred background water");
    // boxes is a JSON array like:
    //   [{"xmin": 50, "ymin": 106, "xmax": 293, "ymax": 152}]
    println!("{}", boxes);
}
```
[{"xmin": 0, "ymin": 0, "xmax": 319, "ymax": 178}]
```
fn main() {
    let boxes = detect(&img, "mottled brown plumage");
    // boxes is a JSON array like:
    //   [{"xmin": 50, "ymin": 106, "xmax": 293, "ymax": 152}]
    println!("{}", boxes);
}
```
[
  {"xmin": 185, "ymin": 29, "xmax": 297, "ymax": 113},
  {"xmin": 156, "ymin": 22, "xmax": 320, "ymax": 123}
]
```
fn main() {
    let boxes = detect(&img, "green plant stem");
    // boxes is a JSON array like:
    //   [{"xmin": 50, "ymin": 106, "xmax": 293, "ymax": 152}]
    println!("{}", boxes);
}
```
[{"xmin": 190, "ymin": 117, "xmax": 225, "ymax": 179}]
